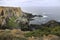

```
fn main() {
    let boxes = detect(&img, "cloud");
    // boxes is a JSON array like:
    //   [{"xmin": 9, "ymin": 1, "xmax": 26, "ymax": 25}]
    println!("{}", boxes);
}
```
[
  {"xmin": 21, "ymin": 0, "xmax": 60, "ymax": 7},
  {"xmin": 3, "ymin": 0, "xmax": 29, "ymax": 2},
  {"xmin": 0, "ymin": 0, "xmax": 30, "ymax": 7},
  {"xmin": 0, "ymin": 0, "xmax": 60, "ymax": 7}
]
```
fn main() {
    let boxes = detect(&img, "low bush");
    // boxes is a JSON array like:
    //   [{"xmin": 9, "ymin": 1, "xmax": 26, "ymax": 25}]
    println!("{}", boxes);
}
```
[
  {"xmin": 6, "ymin": 16, "xmax": 19, "ymax": 29},
  {"xmin": 24, "ymin": 26, "xmax": 60, "ymax": 37}
]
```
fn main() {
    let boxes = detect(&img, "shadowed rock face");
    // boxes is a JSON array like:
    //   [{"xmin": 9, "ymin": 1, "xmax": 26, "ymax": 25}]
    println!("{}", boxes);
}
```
[
  {"xmin": 0, "ymin": 6, "xmax": 22, "ymax": 26},
  {"xmin": 43, "ymin": 20, "xmax": 60, "ymax": 27},
  {"xmin": 22, "ymin": 12, "xmax": 43, "ymax": 21},
  {"xmin": 22, "ymin": 12, "xmax": 42, "ymax": 18}
]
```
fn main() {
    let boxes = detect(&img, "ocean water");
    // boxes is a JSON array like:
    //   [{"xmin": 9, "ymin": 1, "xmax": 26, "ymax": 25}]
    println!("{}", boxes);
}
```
[{"xmin": 21, "ymin": 7, "xmax": 60, "ymax": 24}]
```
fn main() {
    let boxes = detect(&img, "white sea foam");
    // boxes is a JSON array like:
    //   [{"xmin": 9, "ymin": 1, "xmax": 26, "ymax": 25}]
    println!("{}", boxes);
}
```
[{"xmin": 43, "ymin": 15, "xmax": 48, "ymax": 18}]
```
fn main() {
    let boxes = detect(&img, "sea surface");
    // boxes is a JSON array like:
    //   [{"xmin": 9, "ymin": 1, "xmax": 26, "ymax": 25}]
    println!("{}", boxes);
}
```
[{"xmin": 21, "ymin": 7, "xmax": 60, "ymax": 24}]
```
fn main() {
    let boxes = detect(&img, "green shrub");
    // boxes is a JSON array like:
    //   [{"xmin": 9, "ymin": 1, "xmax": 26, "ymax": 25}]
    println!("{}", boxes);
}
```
[
  {"xmin": 50, "ymin": 26, "xmax": 60, "ymax": 36},
  {"xmin": 6, "ymin": 16, "xmax": 19, "ymax": 29},
  {"xmin": 25, "ymin": 30, "xmax": 43, "ymax": 37},
  {"xmin": 24, "ymin": 26, "xmax": 60, "ymax": 37}
]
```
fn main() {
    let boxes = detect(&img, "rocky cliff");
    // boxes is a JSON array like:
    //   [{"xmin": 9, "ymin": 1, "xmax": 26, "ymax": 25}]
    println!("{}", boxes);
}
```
[
  {"xmin": 0, "ymin": 6, "xmax": 22, "ymax": 27},
  {"xmin": 0, "ymin": 6, "xmax": 42, "ymax": 29}
]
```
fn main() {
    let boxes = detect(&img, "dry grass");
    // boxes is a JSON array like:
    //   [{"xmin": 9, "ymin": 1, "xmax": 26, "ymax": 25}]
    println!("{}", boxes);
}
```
[
  {"xmin": 43, "ymin": 34, "xmax": 60, "ymax": 40},
  {"xmin": 0, "ymin": 29, "xmax": 60, "ymax": 40},
  {"xmin": 0, "ymin": 29, "xmax": 27, "ymax": 40}
]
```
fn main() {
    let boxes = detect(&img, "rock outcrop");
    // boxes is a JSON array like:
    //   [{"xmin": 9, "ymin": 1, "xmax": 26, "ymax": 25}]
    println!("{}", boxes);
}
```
[
  {"xmin": 43, "ymin": 20, "xmax": 60, "ymax": 27},
  {"xmin": 0, "ymin": 6, "xmax": 22, "ymax": 27},
  {"xmin": 22, "ymin": 12, "xmax": 43, "ymax": 21}
]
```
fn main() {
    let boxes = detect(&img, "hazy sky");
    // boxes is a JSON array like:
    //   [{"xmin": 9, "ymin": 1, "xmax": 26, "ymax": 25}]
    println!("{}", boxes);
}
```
[{"xmin": 0, "ymin": 0, "xmax": 60, "ymax": 7}]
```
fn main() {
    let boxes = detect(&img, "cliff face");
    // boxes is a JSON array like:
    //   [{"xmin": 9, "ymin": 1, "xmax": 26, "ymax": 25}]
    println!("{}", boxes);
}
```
[
  {"xmin": 0, "ymin": 6, "xmax": 42, "ymax": 29},
  {"xmin": 0, "ymin": 6, "xmax": 22, "ymax": 17},
  {"xmin": 0, "ymin": 6, "xmax": 22, "ymax": 26}
]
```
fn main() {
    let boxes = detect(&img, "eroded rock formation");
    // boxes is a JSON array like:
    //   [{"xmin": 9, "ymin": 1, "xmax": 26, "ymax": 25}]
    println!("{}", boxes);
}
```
[{"xmin": 0, "ymin": 6, "xmax": 22, "ymax": 27}]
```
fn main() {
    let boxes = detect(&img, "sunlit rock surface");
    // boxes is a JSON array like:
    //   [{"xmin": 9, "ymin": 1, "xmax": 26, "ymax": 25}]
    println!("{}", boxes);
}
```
[{"xmin": 0, "ymin": 6, "xmax": 22, "ymax": 26}]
